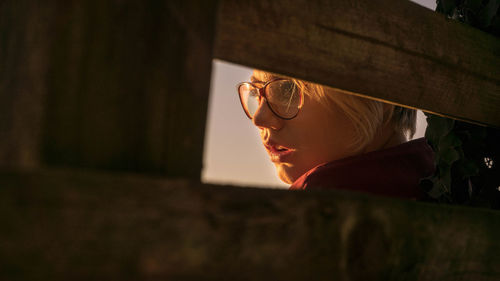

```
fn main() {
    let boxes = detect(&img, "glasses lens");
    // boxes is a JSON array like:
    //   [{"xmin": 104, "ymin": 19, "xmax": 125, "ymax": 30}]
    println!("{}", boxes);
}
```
[
  {"xmin": 266, "ymin": 80, "xmax": 301, "ymax": 119},
  {"xmin": 238, "ymin": 83, "xmax": 261, "ymax": 118}
]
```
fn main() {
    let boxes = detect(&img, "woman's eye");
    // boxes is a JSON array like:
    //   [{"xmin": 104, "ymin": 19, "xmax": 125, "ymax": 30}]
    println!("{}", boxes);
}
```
[
  {"xmin": 249, "ymin": 89, "xmax": 259, "ymax": 98},
  {"xmin": 249, "ymin": 89, "xmax": 263, "ymax": 102}
]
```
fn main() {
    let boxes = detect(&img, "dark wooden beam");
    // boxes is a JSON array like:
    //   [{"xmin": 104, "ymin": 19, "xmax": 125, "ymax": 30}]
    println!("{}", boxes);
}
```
[
  {"xmin": 1, "ymin": 169, "xmax": 499, "ymax": 281},
  {"xmin": 0, "ymin": 1, "xmax": 50, "ymax": 169},
  {"xmin": 0, "ymin": 0, "xmax": 217, "ymax": 178},
  {"xmin": 215, "ymin": 0, "xmax": 500, "ymax": 127}
]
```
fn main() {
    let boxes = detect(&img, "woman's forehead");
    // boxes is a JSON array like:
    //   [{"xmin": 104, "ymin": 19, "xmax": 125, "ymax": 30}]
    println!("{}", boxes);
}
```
[{"xmin": 251, "ymin": 70, "xmax": 281, "ymax": 82}]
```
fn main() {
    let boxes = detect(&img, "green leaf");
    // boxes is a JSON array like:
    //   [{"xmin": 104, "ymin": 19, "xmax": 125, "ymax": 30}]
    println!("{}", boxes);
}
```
[
  {"xmin": 457, "ymin": 160, "xmax": 480, "ymax": 178},
  {"xmin": 439, "ymin": 147, "xmax": 460, "ymax": 165},
  {"xmin": 424, "ymin": 114, "xmax": 455, "ymax": 145},
  {"xmin": 437, "ymin": 133, "xmax": 462, "ymax": 152}
]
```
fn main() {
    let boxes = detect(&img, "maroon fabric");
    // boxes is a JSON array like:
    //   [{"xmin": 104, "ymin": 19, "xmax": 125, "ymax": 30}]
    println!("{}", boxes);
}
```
[{"xmin": 289, "ymin": 138, "xmax": 435, "ymax": 200}]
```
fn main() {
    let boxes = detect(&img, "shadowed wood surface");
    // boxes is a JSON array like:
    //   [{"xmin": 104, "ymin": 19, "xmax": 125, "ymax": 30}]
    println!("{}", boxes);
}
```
[
  {"xmin": 2, "ymin": 1, "xmax": 500, "ymax": 280},
  {"xmin": 215, "ymin": 0, "xmax": 500, "ymax": 127},
  {"xmin": 0, "ymin": 2, "xmax": 51, "ymax": 169},
  {"xmin": 0, "ymin": 0, "xmax": 216, "ymax": 178},
  {"xmin": 0, "ymin": 169, "xmax": 499, "ymax": 281}
]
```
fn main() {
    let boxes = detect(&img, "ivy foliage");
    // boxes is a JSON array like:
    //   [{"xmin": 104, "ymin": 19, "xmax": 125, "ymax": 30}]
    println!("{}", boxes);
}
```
[
  {"xmin": 420, "ymin": 0, "xmax": 500, "ymax": 208},
  {"xmin": 436, "ymin": 0, "xmax": 500, "ymax": 35},
  {"xmin": 421, "ymin": 115, "xmax": 500, "ymax": 207}
]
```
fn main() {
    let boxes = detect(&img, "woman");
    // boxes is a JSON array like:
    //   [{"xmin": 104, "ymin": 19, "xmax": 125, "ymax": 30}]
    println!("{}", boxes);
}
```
[{"xmin": 237, "ymin": 70, "xmax": 435, "ymax": 199}]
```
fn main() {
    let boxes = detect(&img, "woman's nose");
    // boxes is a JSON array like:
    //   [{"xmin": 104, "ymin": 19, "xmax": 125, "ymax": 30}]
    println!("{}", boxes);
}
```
[{"xmin": 252, "ymin": 99, "xmax": 284, "ymax": 131}]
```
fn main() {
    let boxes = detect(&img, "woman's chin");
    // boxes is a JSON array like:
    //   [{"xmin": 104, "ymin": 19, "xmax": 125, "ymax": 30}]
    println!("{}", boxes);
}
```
[{"xmin": 275, "ymin": 163, "xmax": 302, "ymax": 184}]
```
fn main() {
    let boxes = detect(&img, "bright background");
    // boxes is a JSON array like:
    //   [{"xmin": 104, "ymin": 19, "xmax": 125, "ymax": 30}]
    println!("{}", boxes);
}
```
[{"xmin": 202, "ymin": 0, "xmax": 437, "ymax": 188}]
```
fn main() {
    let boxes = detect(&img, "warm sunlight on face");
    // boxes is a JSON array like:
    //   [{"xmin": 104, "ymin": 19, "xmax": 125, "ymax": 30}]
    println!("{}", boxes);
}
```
[{"xmin": 250, "ymin": 70, "xmax": 358, "ymax": 184}]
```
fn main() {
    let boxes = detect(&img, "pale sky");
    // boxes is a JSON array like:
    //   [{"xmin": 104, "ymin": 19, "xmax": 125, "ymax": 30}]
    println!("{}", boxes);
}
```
[{"xmin": 202, "ymin": 0, "xmax": 437, "ymax": 188}]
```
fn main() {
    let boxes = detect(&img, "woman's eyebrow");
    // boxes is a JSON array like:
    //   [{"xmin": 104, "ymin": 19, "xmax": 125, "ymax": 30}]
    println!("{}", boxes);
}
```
[
  {"xmin": 251, "ymin": 74, "xmax": 279, "ymax": 83},
  {"xmin": 250, "ymin": 76, "xmax": 262, "ymax": 83}
]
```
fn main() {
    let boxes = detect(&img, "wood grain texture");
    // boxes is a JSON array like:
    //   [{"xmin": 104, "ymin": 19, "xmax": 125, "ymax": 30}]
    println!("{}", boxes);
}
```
[
  {"xmin": 0, "ymin": 0, "xmax": 217, "ymax": 178},
  {"xmin": 215, "ymin": 0, "xmax": 500, "ymax": 127},
  {"xmin": 1, "ymin": 169, "xmax": 499, "ymax": 281},
  {"xmin": 0, "ymin": 2, "xmax": 52, "ymax": 169}
]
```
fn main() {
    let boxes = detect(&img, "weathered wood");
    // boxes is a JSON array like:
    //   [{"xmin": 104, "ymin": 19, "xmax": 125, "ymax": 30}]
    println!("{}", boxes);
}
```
[
  {"xmin": 215, "ymin": 0, "xmax": 500, "ymax": 127},
  {"xmin": 0, "ymin": 0, "xmax": 217, "ymax": 178},
  {"xmin": 0, "ymin": 2, "xmax": 52, "ymax": 169},
  {"xmin": 0, "ymin": 169, "xmax": 499, "ymax": 281}
]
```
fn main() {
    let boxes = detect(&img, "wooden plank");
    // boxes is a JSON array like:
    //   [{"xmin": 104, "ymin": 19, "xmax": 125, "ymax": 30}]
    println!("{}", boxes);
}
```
[
  {"xmin": 1, "ymin": 169, "xmax": 499, "ymax": 280},
  {"xmin": 214, "ymin": 0, "xmax": 500, "ymax": 127},
  {"xmin": 0, "ymin": 1, "xmax": 52, "ymax": 168},
  {"xmin": 0, "ymin": 0, "xmax": 217, "ymax": 178}
]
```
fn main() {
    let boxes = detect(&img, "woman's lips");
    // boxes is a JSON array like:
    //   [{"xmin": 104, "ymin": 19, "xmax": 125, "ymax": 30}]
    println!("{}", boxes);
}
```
[{"xmin": 264, "ymin": 143, "xmax": 295, "ymax": 163}]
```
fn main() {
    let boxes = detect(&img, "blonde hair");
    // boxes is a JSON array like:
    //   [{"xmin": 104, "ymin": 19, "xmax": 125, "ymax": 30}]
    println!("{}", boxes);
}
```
[{"xmin": 292, "ymin": 79, "xmax": 417, "ymax": 152}]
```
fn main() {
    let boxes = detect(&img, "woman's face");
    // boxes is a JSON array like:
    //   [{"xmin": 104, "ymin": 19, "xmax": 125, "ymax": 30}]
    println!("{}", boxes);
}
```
[{"xmin": 251, "ymin": 70, "xmax": 358, "ymax": 184}]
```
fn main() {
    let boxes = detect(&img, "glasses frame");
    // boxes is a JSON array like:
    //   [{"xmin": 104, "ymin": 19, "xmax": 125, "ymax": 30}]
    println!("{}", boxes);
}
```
[{"xmin": 237, "ymin": 78, "xmax": 304, "ymax": 120}]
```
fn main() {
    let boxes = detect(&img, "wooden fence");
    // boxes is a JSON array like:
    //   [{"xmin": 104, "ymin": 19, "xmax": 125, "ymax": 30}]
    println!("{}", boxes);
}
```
[{"xmin": 0, "ymin": 0, "xmax": 499, "ymax": 280}]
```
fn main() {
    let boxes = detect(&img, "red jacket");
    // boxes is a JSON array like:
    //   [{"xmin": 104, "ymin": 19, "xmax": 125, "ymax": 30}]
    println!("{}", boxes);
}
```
[{"xmin": 290, "ymin": 138, "xmax": 435, "ymax": 200}]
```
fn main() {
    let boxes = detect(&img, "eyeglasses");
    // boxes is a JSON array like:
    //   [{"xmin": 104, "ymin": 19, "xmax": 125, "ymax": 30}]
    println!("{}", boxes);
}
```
[{"xmin": 237, "ymin": 79, "xmax": 304, "ymax": 120}]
